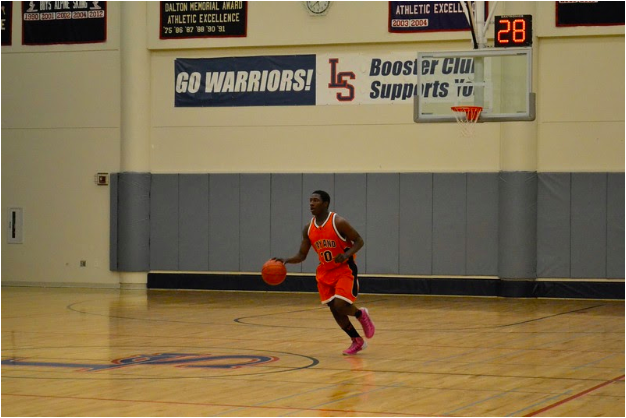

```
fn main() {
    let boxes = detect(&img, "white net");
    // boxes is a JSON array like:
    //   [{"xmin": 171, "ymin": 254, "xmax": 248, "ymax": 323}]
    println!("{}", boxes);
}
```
[{"xmin": 451, "ymin": 106, "xmax": 482, "ymax": 137}]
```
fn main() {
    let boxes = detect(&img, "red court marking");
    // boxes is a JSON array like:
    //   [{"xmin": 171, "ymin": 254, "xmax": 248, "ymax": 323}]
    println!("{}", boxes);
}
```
[
  {"xmin": 2, "ymin": 393, "xmax": 431, "ymax": 417},
  {"xmin": 524, "ymin": 374, "xmax": 625, "ymax": 417}
]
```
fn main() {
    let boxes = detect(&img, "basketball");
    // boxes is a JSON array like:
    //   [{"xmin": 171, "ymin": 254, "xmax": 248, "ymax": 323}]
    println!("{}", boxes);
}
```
[{"xmin": 261, "ymin": 259, "xmax": 287, "ymax": 286}]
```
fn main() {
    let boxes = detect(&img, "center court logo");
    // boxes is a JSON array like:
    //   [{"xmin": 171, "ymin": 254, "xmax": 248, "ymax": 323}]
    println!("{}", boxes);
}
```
[{"xmin": 2, "ymin": 353, "xmax": 278, "ymax": 372}]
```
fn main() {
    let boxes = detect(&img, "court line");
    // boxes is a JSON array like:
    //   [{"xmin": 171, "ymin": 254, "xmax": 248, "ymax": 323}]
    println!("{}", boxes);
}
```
[
  {"xmin": 495, "ymin": 305, "xmax": 604, "ymax": 328},
  {"xmin": 521, "ymin": 374, "xmax": 625, "ymax": 417},
  {"xmin": 505, "ymin": 391, "xmax": 573, "ymax": 417},
  {"xmin": 1, "ymin": 393, "xmax": 425, "ymax": 416},
  {"xmin": 235, "ymin": 304, "xmax": 612, "ymax": 332},
  {"xmin": 233, "ymin": 297, "xmax": 389, "ymax": 328},
  {"xmin": 62, "ymin": 298, "xmax": 619, "ymax": 334}
]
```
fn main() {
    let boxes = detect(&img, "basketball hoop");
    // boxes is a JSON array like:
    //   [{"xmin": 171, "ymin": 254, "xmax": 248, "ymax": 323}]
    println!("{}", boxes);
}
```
[{"xmin": 451, "ymin": 106, "xmax": 482, "ymax": 137}]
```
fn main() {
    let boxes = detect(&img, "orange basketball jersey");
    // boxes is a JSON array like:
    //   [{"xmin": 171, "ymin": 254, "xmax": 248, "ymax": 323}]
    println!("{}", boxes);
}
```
[{"xmin": 308, "ymin": 212, "xmax": 353, "ymax": 272}]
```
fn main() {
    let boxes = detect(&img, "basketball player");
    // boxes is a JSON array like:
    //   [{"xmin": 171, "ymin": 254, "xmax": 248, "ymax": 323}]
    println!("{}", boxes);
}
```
[{"xmin": 274, "ymin": 190, "xmax": 375, "ymax": 355}]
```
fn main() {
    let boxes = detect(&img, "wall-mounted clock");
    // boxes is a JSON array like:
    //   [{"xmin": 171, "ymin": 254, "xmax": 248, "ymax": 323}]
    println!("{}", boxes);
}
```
[{"xmin": 305, "ymin": 1, "xmax": 331, "ymax": 16}]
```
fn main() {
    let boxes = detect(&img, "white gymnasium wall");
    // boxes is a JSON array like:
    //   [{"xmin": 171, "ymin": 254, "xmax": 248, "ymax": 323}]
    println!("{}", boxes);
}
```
[
  {"xmin": 1, "ymin": 1, "xmax": 623, "ymax": 286},
  {"xmin": 537, "ymin": 36, "xmax": 625, "ymax": 171},
  {"xmin": 150, "ymin": 42, "xmax": 502, "ymax": 174},
  {"xmin": 1, "ymin": 3, "xmax": 122, "ymax": 286}
]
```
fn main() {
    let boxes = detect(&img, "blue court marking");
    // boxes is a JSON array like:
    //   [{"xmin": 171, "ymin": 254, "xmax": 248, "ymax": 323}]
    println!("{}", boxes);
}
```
[
  {"xmin": 1, "ymin": 345, "xmax": 320, "ymax": 379},
  {"xmin": 2, "ymin": 354, "xmax": 277, "ymax": 371},
  {"xmin": 571, "ymin": 353, "xmax": 624, "ymax": 370}
]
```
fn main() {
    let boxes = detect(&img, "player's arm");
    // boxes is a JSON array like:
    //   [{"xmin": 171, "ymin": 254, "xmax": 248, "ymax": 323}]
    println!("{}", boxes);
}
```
[
  {"xmin": 273, "ymin": 226, "xmax": 311, "ymax": 265},
  {"xmin": 334, "ymin": 216, "xmax": 364, "ymax": 263}
]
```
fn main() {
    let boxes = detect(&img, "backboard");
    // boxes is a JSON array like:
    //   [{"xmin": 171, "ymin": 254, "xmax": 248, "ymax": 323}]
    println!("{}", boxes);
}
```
[{"xmin": 414, "ymin": 48, "xmax": 535, "ymax": 123}]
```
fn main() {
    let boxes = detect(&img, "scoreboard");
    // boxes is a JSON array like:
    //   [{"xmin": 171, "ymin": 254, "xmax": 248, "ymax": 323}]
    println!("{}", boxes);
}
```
[{"xmin": 494, "ymin": 15, "xmax": 533, "ymax": 48}]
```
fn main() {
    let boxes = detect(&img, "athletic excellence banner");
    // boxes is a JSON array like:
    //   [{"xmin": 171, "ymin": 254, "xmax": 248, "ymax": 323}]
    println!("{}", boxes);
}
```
[
  {"xmin": 388, "ymin": 1, "xmax": 487, "ymax": 33},
  {"xmin": 22, "ymin": 1, "xmax": 106, "ymax": 45},
  {"xmin": 160, "ymin": 1, "xmax": 247, "ymax": 39}
]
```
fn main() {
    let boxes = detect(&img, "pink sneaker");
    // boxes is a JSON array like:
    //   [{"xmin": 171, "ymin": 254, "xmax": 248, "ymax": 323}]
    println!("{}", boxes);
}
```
[
  {"xmin": 343, "ymin": 337, "xmax": 367, "ymax": 355},
  {"xmin": 357, "ymin": 307, "xmax": 375, "ymax": 339}
]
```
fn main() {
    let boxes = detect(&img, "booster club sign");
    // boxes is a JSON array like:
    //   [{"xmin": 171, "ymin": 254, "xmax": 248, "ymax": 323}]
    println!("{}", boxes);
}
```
[{"xmin": 22, "ymin": 1, "xmax": 107, "ymax": 45}]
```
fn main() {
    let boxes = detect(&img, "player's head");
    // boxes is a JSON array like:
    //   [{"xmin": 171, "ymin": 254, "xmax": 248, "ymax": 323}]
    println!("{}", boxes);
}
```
[
  {"xmin": 310, "ymin": 190, "xmax": 330, "ymax": 215},
  {"xmin": 312, "ymin": 190, "xmax": 330, "ymax": 204}
]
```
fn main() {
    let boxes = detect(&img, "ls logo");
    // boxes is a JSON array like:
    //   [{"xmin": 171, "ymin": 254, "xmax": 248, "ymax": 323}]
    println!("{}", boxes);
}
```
[
  {"xmin": 2, "ymin": 353, "xmax": 278, "ymax": 372},
  {"xmin": 328, "ymin": 58, "xmax": 355, "ymax": 102}
]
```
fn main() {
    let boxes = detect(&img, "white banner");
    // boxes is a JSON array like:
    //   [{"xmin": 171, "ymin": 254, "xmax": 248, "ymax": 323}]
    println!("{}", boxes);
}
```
[{"xmin": 316, "ymin": 51, "xmax": 480, "ymax": 106}]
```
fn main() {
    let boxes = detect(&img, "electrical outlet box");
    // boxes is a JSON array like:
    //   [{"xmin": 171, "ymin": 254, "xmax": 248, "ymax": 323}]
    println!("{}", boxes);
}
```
[{"xmin": 95, "ymin": 173, "xmax": 109, "ymax": 186}]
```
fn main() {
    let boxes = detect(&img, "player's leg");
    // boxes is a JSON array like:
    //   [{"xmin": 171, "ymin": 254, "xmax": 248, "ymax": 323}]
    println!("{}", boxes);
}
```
[
  {"xmin": 333, "ymin": 271, "xmax": 375, "ymax": 339},
  {"xmin": 319, "ymin": 270, "xmax": 366, "ymax": 355},
  {"xmin": 321, "ymin": 277, "xmax": 359, "ymax": 338},
  {"xmin": 328, "ymin": 299, "xmax": 366, "ymax": 355},
  {"xmin": 328, "ymin": 299, "xmax": 359, "ymax": 333}
]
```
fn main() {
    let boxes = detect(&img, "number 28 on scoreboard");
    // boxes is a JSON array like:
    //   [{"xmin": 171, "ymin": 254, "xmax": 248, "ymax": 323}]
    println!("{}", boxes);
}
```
[{"xmin": 494, "ymin": 15, "xmax": 532, "ymax": 47}]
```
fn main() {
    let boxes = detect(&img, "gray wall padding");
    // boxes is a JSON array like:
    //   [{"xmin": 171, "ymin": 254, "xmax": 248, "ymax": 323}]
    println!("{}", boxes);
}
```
[
  {"xmin": 571, "ymin": 173, "xmax": 607, "ymax": 278},
  {"xmin": 109, "ymin": 174, "xmax": 118, "ymax": 270},
  {"xmin": 179, "ymin": 174, "xmax": 209, "ymax": 271},
  {"xmin": 150, "ymin": 174, "xmax": 179, "ymax": 270},
  {"xmin": 433, "ymin": 174, "xmax": 467, "ymax": 275},
  {"xmin": 537, "ymin": 173, "xmax": 625, "ymax": 279},
  {"xmin": 271, "ymin": 174, "xmax": 303, "ymax": 273},
  {"xmin": 537, "ymin": 173, "xmax": 571, "ymax": 277},
  {"xmin": 116, "ymin": 172, "xmax": 151, "ymax": 271},
  {"xmin": 467, "ymin": 173, "xmax": 499, "ymax": 275},
  {"xmin": 110, "ymin": 172, "xmax": 624, "ymax": 279},
  {"xmin": 399, "ymin": 173, "xmax": 433, "ymax": 275},
  {"xmin": 239, "ymin": 174, "xmax": 271, "ymax": 272},
  {"xmin": 366, "ymin": 173, "xmax": 400, "ymax": 274},
  {"xmin": 209, "ymin": 174, "xmax": 240, "ymax": 271},
  {"xmin": 498, "ymin": 172, "xmax": 538, "ymax": 279},
  {"xmin": 606, "ymin": 173, "xmax": 625, "ymax": 278}
]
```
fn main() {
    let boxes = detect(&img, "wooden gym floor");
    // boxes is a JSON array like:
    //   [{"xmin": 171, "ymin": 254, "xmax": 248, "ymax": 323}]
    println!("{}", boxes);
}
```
[{"xmin": 2, "ymin": 286, "xmax": 624, "ymax": 417}]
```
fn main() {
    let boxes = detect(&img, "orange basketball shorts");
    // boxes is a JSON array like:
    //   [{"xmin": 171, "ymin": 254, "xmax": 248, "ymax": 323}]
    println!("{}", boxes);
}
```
[{"xmin": 316, "ymin": 263, "xmax": 359, "ymax": 305}]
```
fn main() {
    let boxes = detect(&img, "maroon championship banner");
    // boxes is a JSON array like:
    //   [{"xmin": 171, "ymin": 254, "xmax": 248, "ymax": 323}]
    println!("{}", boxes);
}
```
[
  {"xmin": 160, "ymin": 1, "xmax": 247, "ymax": 39},
  {"xmin": 2, "ymin": 1, "xmax": 12, "ymax": 45},
  {"xmin": 22, "ymin": 1, "xmax": 107, "ymax": 45}
]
